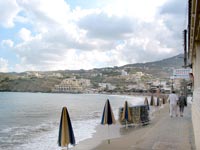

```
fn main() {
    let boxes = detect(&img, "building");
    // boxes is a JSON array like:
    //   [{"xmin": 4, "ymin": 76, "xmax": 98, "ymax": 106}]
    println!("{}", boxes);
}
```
[
  {"xmin": 188, "ymin": 0, "xmax": 200, "ymax": 149},
  {"xmin": 26, "ymin": 71, "xmax": 43, "ymax": 78},
  {"xmin": 53, "ymin": 77, "xmax": 91, "ymax": 93},
  {"xmin": 98, "ymin": 83, "xmax": 116, "ymax": 91},
  {"xmin": 121, "ymin": 70, "xmax": 128, "ymax": 76},
  {"xmin": 48, "ymin": 73, "xmax": 63, "ymax": 78},
  {"xmin": 136, "ymin": 72, "xmax": 144, "ymax": 77}
]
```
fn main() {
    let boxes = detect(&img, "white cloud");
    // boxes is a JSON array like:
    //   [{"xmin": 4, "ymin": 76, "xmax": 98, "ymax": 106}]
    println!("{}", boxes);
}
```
[
  {"xmin": 13, "ymin": 63, "xmax": 37, "ymax": 72},
  {"xmin": 18, "ymin": 28, "xmax": 33, "ymax": 41},
  {"xmin": 16, "ymin": 0, "xmax": 71, "ymax": 29},
  {"xmin": 0, "ymin": 0, "xmax": 186, "ymax": 72},
  {"xmin": 103, "ymin": 0, "xmax": 168, "ymax": 21},
  {"xmin": 0, "ymin": 0, "xmax": 20, "ymax": 28},
  {"xmin": 1, "ymin": 40, "xmax": 14, "ymax": 48},
  {"xmin": 0, "ymin": 58, "xmax": 9, "ymax": 72}
]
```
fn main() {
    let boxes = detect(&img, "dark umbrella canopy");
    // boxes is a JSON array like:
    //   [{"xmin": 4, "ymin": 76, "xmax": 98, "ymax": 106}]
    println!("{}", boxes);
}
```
[
  {"xmin": 162, "ymin": 97, "xmax": 166, "ymax": 104},
  {"xmin": 122, "ymin": 101, "xmax": 131, "ymax": 122},
  {"xmin": 58, "ymin": 107, "xmax": 75, "ymax": 147},
  {"xmin": 156, "ymin": 97, "xmax": 160, "ymax": 106},
  {"xmin": 144, "ymin": 97, "xmax": 150, "ymax": 110},
  {"xmin": 150, "ymin": 94, "xmax": 154, "ymax": 106},
  {"xmin": 101, "ymin": 99, "xmax": 116, "ymax": 125}
]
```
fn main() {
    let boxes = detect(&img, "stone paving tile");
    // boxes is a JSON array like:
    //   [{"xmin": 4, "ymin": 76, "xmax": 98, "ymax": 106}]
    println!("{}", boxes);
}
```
[
  {"xmin": 131, "ymin": 104, "xmax": 195, "ymax": 150},
  {"xmin": 91, "ymin": 104, "xmax": 195, "ymax": 150}
]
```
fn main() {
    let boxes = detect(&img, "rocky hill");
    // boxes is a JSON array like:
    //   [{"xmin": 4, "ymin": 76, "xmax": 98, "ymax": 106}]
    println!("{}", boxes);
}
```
[
  {"xmin": 120, "ymin": 54, "xmax": 184, "ymax": 78},
  {"xmin": 123, "ymin": 54, "xmax": 184, "ymax": 69},
  {"xmin": 0, "ymin": 54, "xmax": 184, "ymax": 92}
]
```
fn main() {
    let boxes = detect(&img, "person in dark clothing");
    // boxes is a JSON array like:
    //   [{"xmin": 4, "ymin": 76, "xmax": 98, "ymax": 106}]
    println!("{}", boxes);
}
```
[{"xmin": 178, "ymin": 92, "xmax": 187, "ymax": 117}]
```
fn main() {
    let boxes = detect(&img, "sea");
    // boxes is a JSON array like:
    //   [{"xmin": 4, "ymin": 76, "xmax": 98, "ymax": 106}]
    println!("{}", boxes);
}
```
[{"xmin": 0, "ymin": 92, "xmax": 147, "ymax": 150}]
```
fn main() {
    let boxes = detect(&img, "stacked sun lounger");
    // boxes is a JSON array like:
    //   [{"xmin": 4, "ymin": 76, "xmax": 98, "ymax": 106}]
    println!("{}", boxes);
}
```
[{"xmin": 119, "ymin": 105, "xmax": 149, "ymax": 125}]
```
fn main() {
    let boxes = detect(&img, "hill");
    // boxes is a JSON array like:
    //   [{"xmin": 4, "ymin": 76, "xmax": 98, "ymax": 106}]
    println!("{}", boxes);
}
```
[
  {"xmin": 0, "ymin": 54, "xmax": 184, "ymax": 92},
  {"xmin": 123, "ymin": 54, "xmax": 183, "ymax": 68},
  {"xmin": 120, "ymin": 54, "xmax": 184, "ymax": 78}
]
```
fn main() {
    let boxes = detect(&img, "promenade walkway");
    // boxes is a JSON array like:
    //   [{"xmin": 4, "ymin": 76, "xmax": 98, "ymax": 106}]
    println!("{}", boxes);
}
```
[{"xmin": 92, "ymin": 104, "xmax": 196, "ymax": 150}]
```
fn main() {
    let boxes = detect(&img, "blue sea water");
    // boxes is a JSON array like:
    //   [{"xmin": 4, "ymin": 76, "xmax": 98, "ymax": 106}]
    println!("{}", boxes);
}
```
[{"xmin": 0, "ymin": 92, "xmax": 145, "ymax": 150}]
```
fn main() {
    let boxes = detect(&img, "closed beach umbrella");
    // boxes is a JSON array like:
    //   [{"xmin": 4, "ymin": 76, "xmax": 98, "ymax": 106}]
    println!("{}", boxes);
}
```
[
  {"xmin": 144, "ymin": 97, "xmax": 150, "ymax": 110},
  {"xmin": 162, "ymin": 97, "xmax": 166, "ymax": 104},
  {"xmin": 101, "ymin": 99, "xmax": 116, "ymax": 125},
  {"xmin": 58, "ymin": 107, "xmax": 75, "ymax": 149},
  {"xmin": 150, "ymin": 94, "xmax": 154, "ymax": 106},
  {"xmin": 122, "ymin": 101, "xmax": 131, "ymax": 121},
  {"xmin": 156, "ymin": 97, "xmax": 160, "ymax": 106},
  {"xmin": 122, "ymin": 101, "xmax": 131, "ymax": 128},
  {"xmin": 101, "ymin": 99, "xmax": 116, "ymax": 143}
]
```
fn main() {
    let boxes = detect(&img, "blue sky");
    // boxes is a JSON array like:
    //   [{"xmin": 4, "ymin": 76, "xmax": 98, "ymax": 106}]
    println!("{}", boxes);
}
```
[{"xmin": 0, "ymin": 0, "xmax": 187, "ymax": 72}]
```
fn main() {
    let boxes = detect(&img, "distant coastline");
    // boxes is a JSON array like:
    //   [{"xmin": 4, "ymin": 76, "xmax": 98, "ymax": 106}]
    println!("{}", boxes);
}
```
[
  {"xmin": 0, "ymin": 90, "xmax": 168, "ymax": 98},
  {"xmin": 0, "ymin": 54, "xmax": 183, "ymax": 96}
]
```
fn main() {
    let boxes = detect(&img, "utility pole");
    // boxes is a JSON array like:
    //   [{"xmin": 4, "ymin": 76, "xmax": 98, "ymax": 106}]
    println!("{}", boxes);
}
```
[
  {"xmin": 184, "ymin": 29, "xmax": 187, "ymax": 68},
  {"xmin": 183, "ymin": 29, "xmax": 187, "ymax": 97}
]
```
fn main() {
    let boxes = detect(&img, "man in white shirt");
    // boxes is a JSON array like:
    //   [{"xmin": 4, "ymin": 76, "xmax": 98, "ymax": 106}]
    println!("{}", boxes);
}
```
[{"xmin": 168, "ymin": 91, "xmax": 178, "ymax": 117}]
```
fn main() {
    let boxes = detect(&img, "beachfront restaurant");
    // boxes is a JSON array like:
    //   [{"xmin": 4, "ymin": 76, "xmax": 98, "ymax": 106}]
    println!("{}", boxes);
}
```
[{"xmin": 188, "ymin": 0, "xmax": 200, "ymax": 149}]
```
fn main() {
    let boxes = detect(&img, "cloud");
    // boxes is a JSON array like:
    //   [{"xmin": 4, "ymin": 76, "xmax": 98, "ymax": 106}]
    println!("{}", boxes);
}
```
[
  {"xmin": 1, "ymin": 40, "xmax": 14, "ymax": 48},
  {"xmin": 0, "ymin": 0, "xmax": 186, "ymax": 72},
  {"xmin": 103, "ymin": 0, "xmax": 168, "ymax": 21},
  {"xmin": 0, "ymin": 58, "xmax": 9, "ymax": 72},
  {"xmin": 16, "ymin": 0, "xmax": 71, "ymax": 30},
  {"xmin": 78, "ymin": 12, "xmax": 134, "ymax": 40},
  {"xmin": 158, "ymin": 0, "xmax": 187, "ymax": 36},
  {"xmin": 160, "ymin": 0, "xmax": 186, "ymax": 16},
  {"xmin": 19, "ymin": 28, "xmax": 33, "ymax": 41},
  {"xmin": 0, "ymin": 0, "xmax": 20, "ymax": 28}
]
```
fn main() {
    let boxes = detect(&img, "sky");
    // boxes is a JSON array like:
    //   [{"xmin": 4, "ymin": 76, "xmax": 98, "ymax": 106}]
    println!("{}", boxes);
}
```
[{"xmin": 0, "ymin": 0, "xmax": 188, "ymax": 72}]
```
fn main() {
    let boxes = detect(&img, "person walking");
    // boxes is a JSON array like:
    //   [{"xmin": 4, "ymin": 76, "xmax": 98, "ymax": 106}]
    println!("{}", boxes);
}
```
[
  {"xmin": 178, "ymin": 92, "xmax": 187, "ymax": 117},
  {"xmin": 168, "ymin": 91, "xmax": 178, "ymax": 117}
]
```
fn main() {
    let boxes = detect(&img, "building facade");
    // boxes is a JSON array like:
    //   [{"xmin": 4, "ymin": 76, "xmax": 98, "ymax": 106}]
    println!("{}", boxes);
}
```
[
  {"xmin": 53, "ymin": 77, "xmax": 91, "ymax": 93},
  {"xmin": 188, "ymin": 0, "xmax": 200, "ymax": 149}
]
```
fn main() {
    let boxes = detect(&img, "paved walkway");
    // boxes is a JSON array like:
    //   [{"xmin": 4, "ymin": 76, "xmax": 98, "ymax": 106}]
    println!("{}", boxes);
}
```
[{"xmin": 92, "ymin": 104, "xmax": 196, "ymax": 150}]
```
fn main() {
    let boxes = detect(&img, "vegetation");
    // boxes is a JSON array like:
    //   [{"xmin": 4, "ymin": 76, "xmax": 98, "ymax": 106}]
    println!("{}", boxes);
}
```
[{"xmin": 0, "ymin": 54, "xmax": 184, "ymax": 93}]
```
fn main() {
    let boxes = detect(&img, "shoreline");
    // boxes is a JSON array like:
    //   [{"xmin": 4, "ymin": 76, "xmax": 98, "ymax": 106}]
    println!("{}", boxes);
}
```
[
  {"xmin": 0, "ymin": 91, "xmax": 168, "ymax": 97},
  {"xmin": 74, "ymin": 105, "xmax": 159, "ymax": 150},
  {"xmin": 74, "ymin": 123, "xmax": 122, "ymax": 150},
  {"xmin": 73, "ymin": 100, "xmax": 194, "ymax": 150}
]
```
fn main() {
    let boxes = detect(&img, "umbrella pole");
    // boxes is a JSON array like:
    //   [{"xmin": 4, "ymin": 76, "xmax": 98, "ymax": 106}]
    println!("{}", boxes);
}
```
[
  {"xmin": 108, "ymin": 125, "xmax": 110, "ymax": 144},
  {"xmin": 126, "ymin": 120, "xmax": 128, "ymax": 129},
  {"xmin": 62, "ymin": 146, "xmax": 68, "ymax": 150}
]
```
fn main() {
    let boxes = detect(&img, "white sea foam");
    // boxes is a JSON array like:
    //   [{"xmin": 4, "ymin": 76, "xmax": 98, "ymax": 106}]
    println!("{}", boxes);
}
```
[
  {"xmin": 9, "ymin": 118, "xmax": 99, "ymax": 150},
  {"xmin": 0, "ymin": 93, "xmax": 147, "ymax": 150}
]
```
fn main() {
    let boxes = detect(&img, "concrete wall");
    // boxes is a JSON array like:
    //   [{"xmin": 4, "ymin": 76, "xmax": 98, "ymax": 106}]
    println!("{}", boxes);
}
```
[{"xmin": 192, "ymin": 44, "xmax": 200, "ymax": 150}]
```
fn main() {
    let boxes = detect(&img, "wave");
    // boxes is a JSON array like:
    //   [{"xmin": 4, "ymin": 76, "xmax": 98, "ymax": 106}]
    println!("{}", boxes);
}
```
[
  {"xmin": 0, "ymin": 121, "xmax": 58, "ymax": 149},
  {"xmin": 0, "ymin": 93, "xmax": 147, "ymax": 150},
  {"xmin": 0, "ymin": 117, "xmax": 100, "ymax": 150}
]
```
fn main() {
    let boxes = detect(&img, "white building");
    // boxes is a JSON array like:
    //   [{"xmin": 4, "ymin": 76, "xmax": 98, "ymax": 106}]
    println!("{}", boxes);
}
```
[
  {"xmin": 49, "ymin": 73, "xmax": 63, "ymax": 78},
  {"xmin": 121, "ymin": 70, "xmax": 128, "ymax": 76},
  {"xmin": 26, "ymin": 72, "xmax": 43, "ymax": 78},
  {"xmin": 53, "ymin": 77, "xmax": 91, "ymax": 93},
  {"xmin": 136, "ymin": 72, "xmax": 144, "ymax": 77},
  {"xmin": 188, "ymin": 1, "xmax": 200, "ymax": 149}
]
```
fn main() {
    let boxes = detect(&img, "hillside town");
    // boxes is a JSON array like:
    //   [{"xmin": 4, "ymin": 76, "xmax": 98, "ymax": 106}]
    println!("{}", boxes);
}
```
[{"xmin": 0, "ymin": 58, "xmax": 193, "ymax": 95}]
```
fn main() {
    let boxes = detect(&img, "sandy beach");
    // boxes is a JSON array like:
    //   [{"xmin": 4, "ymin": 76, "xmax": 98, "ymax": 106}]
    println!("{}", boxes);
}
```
[
  {"xmin": 74, "ymin": 105, "xmax": 161, "ymax": 150},
  {"xmin": 74, "ymin": 103, "xmax": 195, "ymax": 150}
]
